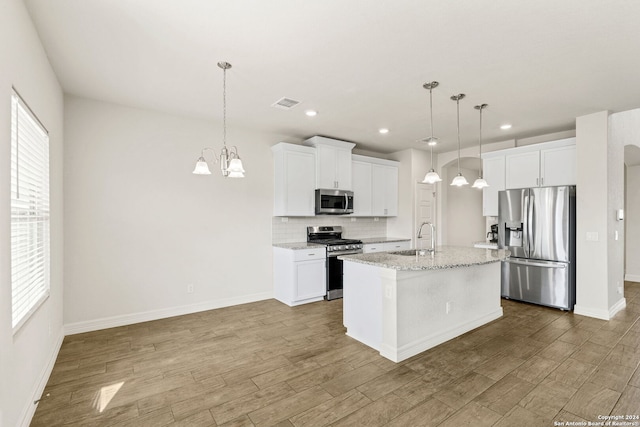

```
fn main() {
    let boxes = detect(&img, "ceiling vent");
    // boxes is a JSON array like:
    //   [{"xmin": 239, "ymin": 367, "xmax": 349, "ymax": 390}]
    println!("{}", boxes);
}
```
[{"xmin": 271, "ymin": 97, "xmax": 300, "ymax": 110}]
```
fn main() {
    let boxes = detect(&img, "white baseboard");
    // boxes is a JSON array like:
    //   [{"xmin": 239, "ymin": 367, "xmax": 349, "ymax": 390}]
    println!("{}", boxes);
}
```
[
  {"xmin": 574, "ymin": 304, "xmax": 611, "ymax": 320},
  {"xmin": 380, "ymin": 308, "xmax": 504, "ymax": 363},
  {"xmin": 19, "ymin": 329, "xmax": 64, "ymax": 427},
  {"xmin": 625, "ymin": 274, "xmax": 640, "ymax": 283},
  {"xmin": 609, "ymin": 298, "xmax": 627, "ymax": 319},
  {"xmin": 64, "ymin": 291, "xmax": 273, "ymax": 335}
]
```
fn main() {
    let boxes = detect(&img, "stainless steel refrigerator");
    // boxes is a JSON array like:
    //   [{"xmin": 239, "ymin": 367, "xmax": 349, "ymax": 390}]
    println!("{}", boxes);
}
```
[{"xmin": 498, "ymin": 186, "xmax": 576, "ymax": 310}]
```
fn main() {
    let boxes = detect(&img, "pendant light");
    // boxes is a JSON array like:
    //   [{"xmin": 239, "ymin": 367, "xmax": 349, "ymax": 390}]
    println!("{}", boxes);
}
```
[
  {"xmin": 450, "ymin": 94, "xmax": 468, "ymax": 187},
  {"xmin": 192, "ymin": 61, "xmax": 245, "ymax": 178},
  {"xmin": 421, "ymin": 81, "xmax": 442, "ymax": 184},
  {"xmin": 472, "ymin": 104, "xmax": 489, "ymax": 189}
]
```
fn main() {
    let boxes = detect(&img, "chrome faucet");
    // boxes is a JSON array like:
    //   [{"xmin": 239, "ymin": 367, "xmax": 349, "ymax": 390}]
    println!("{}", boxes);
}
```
[{"xmin": 417, "ymin": 222, "xmax": 436, "ymax": 252}]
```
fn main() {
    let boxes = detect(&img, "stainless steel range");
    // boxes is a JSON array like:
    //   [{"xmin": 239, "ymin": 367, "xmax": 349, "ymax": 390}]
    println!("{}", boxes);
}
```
[{"xmin": 307, "ymin": 226, "xmax": 363, "ymax": 300}]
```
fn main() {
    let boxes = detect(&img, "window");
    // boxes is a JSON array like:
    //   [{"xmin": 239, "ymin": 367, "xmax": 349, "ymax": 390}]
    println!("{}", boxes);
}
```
[{"xmin": 10, "ymin": 90, "xmax": 50, "ymax": 333}]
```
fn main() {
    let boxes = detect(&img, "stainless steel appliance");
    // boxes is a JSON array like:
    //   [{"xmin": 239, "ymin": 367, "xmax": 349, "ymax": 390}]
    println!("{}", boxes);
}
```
[
  {"xmin": 307, "ymin": 226, "xmax": 362, "ymax": 300},
  {"xmin": 315, "ymin": 189, "xmax": 354, "ymax": 215},
  {"xmin": 498, "ymin": 186, "xmax": 576, "ymax": 310}
]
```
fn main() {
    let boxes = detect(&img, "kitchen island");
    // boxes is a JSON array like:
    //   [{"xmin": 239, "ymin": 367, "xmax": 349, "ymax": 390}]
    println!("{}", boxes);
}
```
[{"xmin": 339, "ymin": 246, "xmax": 509, "ymax": 362}]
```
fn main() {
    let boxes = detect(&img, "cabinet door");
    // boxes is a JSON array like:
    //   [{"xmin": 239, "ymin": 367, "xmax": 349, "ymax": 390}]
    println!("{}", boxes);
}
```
[
  {"xmin": 335, "ymin": 148, "xmax": 353, "ymax": 190},
  {"xmin": 316, "ymin": 144, "xmax": 337, "ymax": 189},
  {"xmin": 284, "ymin": 150, "xmax": 316, "ymax": 216},
  {"xmin": 384, "ymin": 166, "xmax": 399, "ymax": 216},
  {"xmin": 540, "ymin": 145, "xmax": 576, "ymax": 186},
  {"xmin": 482, "ymin": 155, "xmax": 505, "ymax": 216},
  {"xmin": 295, "ymin": 259, "xmax": 326, "ymax": 300},
  {"xmin": 371, "ymin": 164, "xmax": 398, "ymax": 216},
  {"xmin": 352, "ymin": 161, "xmax": 372, "ymax": 216},
  {"xmin": 506, "ymin": 151, "xmax": 540, "ymax": 189}
]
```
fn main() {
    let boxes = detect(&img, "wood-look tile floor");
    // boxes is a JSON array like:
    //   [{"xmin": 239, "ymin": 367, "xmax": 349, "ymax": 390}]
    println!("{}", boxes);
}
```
[{"xmin": 32, "ymin": 282, "xmax": 640, "ymax": 426}]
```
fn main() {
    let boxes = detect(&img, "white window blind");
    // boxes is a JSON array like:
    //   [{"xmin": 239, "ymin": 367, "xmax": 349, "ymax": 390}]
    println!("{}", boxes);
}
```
[{"xmin": 10, "ymin": 90, "xmax": 50, "ymax": 333}]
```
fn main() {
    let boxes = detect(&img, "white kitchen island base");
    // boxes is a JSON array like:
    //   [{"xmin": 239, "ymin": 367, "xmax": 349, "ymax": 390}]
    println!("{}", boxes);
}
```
[{"xmin": 343, "ymin": 255, "xmax": 503, "ymax": 363}]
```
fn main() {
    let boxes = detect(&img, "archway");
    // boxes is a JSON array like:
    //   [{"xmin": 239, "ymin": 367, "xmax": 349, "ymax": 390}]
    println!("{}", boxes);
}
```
[{"xmin": 624, "ymin": 144, "xmax": 640, "ymax": 281}]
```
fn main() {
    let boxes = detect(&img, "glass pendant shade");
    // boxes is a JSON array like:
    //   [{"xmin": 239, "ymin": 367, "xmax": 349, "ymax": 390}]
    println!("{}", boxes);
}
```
[
  {"xmin": 192, "ymin": 157, "xmax": 212, "ymax": 175},
  {"xmin": 451, "ymin": 173, "xmax": 469, "ymax": 187},
  {"xmin": 472, "ymin": 177, "xmax": 489, "ymax": 189},
  {"xmin": 227, "ymin": 158, "xmax": 245, "ymax": 178},
  {"xmin": 422, "ymin": 169, "xmax": 442, "ymax": 184}
]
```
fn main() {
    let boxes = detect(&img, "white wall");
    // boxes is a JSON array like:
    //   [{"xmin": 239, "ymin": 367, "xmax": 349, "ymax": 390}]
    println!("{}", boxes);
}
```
[
  {"xmin": 0, "ymin": 1, "xmax": 64, "ymax": 426},
  {"xmin": 626, "ymin": 165, "xmax": 640, "ymax": 281},
  {"xmin": 443, "ymin": 165, "xmax": 484, "ymax": 247},
  {"xmin": 63, "ymin": 96, "xmax": 284, "ymax": 332},
  {"xmin": 575, "ymin": 111, "xmax": 625, "ymax": 320}
]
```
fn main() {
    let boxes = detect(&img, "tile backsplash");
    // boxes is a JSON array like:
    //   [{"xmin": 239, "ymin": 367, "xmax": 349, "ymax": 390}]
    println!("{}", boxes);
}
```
[{"xmin": 272, "ymin": 216, "xmax": 387, "ymax": 244}]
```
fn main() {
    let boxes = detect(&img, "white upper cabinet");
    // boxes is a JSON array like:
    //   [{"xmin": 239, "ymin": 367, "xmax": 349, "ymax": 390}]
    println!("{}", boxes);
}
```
[
  {"xmin": 506, "ymin": 151, "xmax": 540, "ymax": 189},
  {"xmin": 352, "ymin": 160, "xmax": 372, "ymax": 216},
  {"xmin": 372, "ymin": 164, "xmax": 398, "ymax": 216},
  {"xmin": 303, "ymin": 136, "xmax": 355, "ymax": 190},
  {"xmin": 504, "ymin": 138, "xmax": 576, "ymax": 189},
  {"xmin": 271, "ymin": 143, "xmax": 316, "ymax": 216},
  {"xmin": 352, "ymin": 154, "xmax": 399, "ymax": 217},
  {"xmin": 482, "ymin": 154, "xmax": 505, "ymax": 217},
  {"xmin": 540, "ymin": 145, "xmax": 577, "ymax": 186}
]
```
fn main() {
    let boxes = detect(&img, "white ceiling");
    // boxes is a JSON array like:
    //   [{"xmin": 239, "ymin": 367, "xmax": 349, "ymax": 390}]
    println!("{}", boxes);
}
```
[{"xmin": 24, "ymin": 0, "xmax": 640, "ymax": 154}]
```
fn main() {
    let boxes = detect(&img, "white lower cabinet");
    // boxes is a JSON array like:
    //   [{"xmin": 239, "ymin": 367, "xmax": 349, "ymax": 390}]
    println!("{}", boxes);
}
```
[
  {"xmin": 274, "ymin": 247, "xmax": 326, "ymax": 306},
  {"xmin": 363, "ymin": 240, "xmax": 410, "ymax": 254}
]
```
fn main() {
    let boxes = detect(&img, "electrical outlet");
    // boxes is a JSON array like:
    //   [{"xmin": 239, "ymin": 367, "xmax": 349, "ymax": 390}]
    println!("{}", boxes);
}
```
[
  {"xmin": 187, "ymin": 284, "xmax": 194, "ymax": 294},
  {"xmin": 374, "ymin": 217, "xmax": 379, "ymax": 222},
  {"xmin": 586, "ymin": 232, "xmax": 599, "ymax": 241},
  {"xmin": 281, "ymin": 217, "xmax": 288, "ymax": 222},
  {"xmin": 385, "ymin": 285, "xmax": 392, "ymax": 298},
  {"xmin": 614, "ymin": 230, "xmax": 619, "ymax": 241},
  {"xmin": 351, "ymin": 217, "xmax": 356, "ymax": 222},
  {"xmin": 446, "ymin": 301, "xmax": 452, "ymax": 314},
  {"xmin": 618, "ymin": 286, "xmax": 623, "ymax": 295}
]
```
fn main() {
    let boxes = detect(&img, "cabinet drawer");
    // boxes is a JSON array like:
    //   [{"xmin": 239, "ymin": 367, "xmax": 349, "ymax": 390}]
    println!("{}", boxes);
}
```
[
  {"xmin": 384, "ymin": 241, "xmax": 410, "ymax": 251},
  {"xmin": 293, "ymin": 248, "xmax": 326, "ymax": 261},
  {"xmin": 363, "ymin": 244, "xmax": 385, "ymax": 254}
]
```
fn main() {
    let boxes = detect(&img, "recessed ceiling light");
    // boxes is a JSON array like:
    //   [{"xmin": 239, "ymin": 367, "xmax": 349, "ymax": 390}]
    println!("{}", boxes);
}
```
[
  {"xmin": 379, "ymin": 128, "xmax": 389, "ymax": 134},
  {"xmin": 500, "ymin": 124, "xmax": 512, "ymax": 130},
  {"xmin": 305, "ymin": 110, "xmax": 317, "ymax": 117}
]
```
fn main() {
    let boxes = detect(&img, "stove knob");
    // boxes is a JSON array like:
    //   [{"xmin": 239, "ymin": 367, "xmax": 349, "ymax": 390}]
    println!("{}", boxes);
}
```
[{"xmin": 338, "ymin": 245, "xmax": 345, "ymax": 251}]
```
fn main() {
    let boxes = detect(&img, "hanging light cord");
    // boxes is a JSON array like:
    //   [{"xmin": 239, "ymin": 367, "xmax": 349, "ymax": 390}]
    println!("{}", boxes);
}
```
[
  {"xmin": 222, "ymin": 66, "xmax": 227, "ymax": 147},
  {"xmin": 478, "ymin": 106, "xmax": 483, "ymax": 176},
  {"xmin": 429, "ymin": 87, "xmax": 434, "ymax": 139},
  {"xmin": 429, "ymin": 86, "xmax": 435, "ymax": 169},
  {"xmin": 456, "ymin": 98, "xmax": 461, "ymax": 173}
]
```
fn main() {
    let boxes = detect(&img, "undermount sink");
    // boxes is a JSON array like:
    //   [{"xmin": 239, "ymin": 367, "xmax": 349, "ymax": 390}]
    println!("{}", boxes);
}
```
[{"xmin": 389, "ymin": 250, "xmax": 433, "ymax": 257}]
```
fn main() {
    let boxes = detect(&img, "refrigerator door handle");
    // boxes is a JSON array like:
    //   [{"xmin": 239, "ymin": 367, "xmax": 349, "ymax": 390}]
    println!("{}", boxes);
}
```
[
  {"xmin": 523, "ymin": 195, "xmax": 529, "ymax": 258},
  {"xmin": 505, "ymin": 258, "xmax": 567, "ymax": 269},
  {"xmin": 528, "ymin": 193, "xmax": 535, "ymax": 257}
]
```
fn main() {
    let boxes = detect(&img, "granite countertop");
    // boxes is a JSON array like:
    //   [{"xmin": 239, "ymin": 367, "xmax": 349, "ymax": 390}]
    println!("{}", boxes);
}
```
[
  {"xmin": 473, "ymin": 241, "xmax": 499, "ymax": 249},
  {"xmin": 359, "ymin": 237, "xmax": 411, "ymax": 244},
  {"xmin": 272, "ymin": 242, "xmax": 326, "ymax": 250},
  {"xmin": 339, "ymin": 246, "xmax": 509, "ymax": 271}
]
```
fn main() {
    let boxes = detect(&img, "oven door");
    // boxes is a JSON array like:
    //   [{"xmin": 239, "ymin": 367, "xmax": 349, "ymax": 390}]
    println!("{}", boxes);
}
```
[
  {"xmin": 326, "ymin": 255, "xmax": 344, "ymax": 300},
  {"xmin": 326, "ymin": 249, "xmax": 362, "ymax": 300},
  {"xmin": 315, "ymin": 189, "xmax": 354, "ymax": 215}
]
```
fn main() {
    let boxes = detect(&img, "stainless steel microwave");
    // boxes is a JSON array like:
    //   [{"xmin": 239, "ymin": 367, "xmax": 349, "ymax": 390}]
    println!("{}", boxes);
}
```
[{"xmin": 315, "ymin": 189, "xmax": 354, "ymax": 215}]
